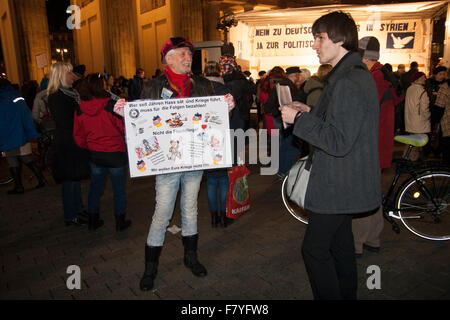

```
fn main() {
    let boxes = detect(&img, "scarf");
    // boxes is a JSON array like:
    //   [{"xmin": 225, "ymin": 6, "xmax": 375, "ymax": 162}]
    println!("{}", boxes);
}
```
[
  {"xmin": 59, "ymin": 86, "xmax": 81, "ymax": 105},
  {"xmin": 163, "ymin": 66, "xmax": 191, "ymax": 98}
]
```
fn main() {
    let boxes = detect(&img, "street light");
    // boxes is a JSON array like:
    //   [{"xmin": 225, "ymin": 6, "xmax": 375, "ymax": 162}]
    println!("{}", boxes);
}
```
[{"xmin": 56, "ymin": 48, "xmax": 68, "ymax": 62}]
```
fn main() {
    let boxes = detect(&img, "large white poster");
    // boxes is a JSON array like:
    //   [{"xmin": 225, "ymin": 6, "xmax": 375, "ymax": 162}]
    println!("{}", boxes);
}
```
[
  {"xmin": 251, "ymin": 19, "xmax": 424, "ymax": 57},
  {"xmin": 124, "ymin": 96, "xmax": 233, "ymax": 177}
]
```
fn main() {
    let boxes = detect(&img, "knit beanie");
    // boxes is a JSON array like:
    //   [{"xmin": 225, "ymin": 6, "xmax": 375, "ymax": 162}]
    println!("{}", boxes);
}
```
[
  {"xmin": 358, "ymin": 36, "xmax": 380, "ymax": 61},
  {"xmin": 433, "ymin": 66, "xmax": 447, "ymax": 75},
  {"xmin": 218, "ymin": 55, "xmax": 238, "ymax": 76},
  {"xmin": 411, "ymin": 71, "xmax": 425, "ymax": 83}
]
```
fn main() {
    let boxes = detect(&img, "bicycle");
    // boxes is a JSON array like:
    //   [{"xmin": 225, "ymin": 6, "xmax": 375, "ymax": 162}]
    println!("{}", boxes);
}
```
[{"xmin": 281, "ymin": 134, "xmax": 450, "ymax": 241}]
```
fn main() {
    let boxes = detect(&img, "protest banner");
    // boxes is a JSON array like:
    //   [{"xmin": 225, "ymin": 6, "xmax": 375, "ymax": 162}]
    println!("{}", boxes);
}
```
[{"xmin": 124, "ymin": 95, "xmax": 232, "ymax": 177}]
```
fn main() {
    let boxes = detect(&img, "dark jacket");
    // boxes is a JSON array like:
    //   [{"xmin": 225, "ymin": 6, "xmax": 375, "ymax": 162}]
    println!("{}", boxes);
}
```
[
  {"xmin": 304, "ymin": 76, "xmax": 325, "ymax": 108},
  {"xmin": 264, "ymin": 78, "xmax": 306, "ymax": 121},
  {"xmin": 293, "ymin": 52, "xmax": 381, "ymax": 214},
  {"xmin": 73, "ymin": 97, "xmax": 127, "ymax": 168},
  {"xmin": 0, "ymin": 86, "xmax": 39, "ymax": 152},
  {"xmin": 141, "ymin": 73, "xmax": 214, "ymax": 100},
  {"xmin": 223, "ymin": 71, "xmax": 253, "ymax": 124},
  {"xmin": 48, "ymin": 89, "xmax": 90, "ymax": 182},
  {"xmin": 128, "ymin": 75, "xmax": 144, "ymax": 101},
  {"xmin": 370, "ymin": 61, "xmax": 402, "ymax": 169}
]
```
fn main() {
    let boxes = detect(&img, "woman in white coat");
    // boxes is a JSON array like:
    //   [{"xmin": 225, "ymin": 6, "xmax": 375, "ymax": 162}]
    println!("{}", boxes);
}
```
[{"xmin": 404, "ymin": 71, "xmax": 430, "ymax": 160}]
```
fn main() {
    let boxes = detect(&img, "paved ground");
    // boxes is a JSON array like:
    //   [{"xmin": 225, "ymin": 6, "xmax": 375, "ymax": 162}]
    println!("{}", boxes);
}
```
[{"xmin": 0, "ymin": 142, "xmax": 449, "ymax": 302}]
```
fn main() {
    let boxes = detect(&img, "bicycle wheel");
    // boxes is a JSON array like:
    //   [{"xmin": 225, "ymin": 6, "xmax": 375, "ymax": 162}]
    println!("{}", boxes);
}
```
[
  {"xmin": 395, "ymin": 171, "xmax": 450, "ymax": 241},
  {"xmin": 281, "ymin": 175, "xmax": 309, "ymax": 224}
]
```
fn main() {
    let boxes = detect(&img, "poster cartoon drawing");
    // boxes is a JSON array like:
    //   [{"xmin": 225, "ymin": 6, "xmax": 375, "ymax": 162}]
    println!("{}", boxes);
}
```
[
  {"xmin": 142, "ymin": 137, "xmax": 160, "ymax": 157},
  {"xmin": 166, "ymin": 113, "xmax": 187, "ymax": 128},
  {"xmin": 167, "ymin": 139, "xmax": 182, "ymax": 162}
]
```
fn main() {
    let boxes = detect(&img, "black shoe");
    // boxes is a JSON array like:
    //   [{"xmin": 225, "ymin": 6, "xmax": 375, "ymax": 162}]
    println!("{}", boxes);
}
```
[
  {"xmin": 140, "ymin": 246, "xmax": 162, "ymax": 291},
  {"xmin": 7, "ymin": 187, "xmax": 25, "ymax": 195},
  {"xmin": 218, "ymin": 211, "xmax": 226, "ymax": 228},
  {"xmin": 363, "ymin": 243, "xmax": 380, "ymax": 253},
  {"xmin": 115, "ymin": 214, "xmax": 131, "ymax": 232},
  {"xmin": 78, "ymin": 210, "xmax": 89, "ymax": 220},
  {"xmin": 24, "ymin": 161, "xmax": 47, "ymax": 189},
  {"xmin": 182, "ymin": 234, "xmax": 207, "ymax": 277},
  {"xmin": 7, "ymin": 167, "xmax": 24, "ymax": 195},
  {"xmin": 88, "ymin": 213, "xmax": 104, "ymax": 231},
  {"xmin": 210, "ymin": 211, "xmax": 218, "ymax": 228},
  {"xmin": 65, "ymin": 217, "xmax": 87, "ymax": 226}
]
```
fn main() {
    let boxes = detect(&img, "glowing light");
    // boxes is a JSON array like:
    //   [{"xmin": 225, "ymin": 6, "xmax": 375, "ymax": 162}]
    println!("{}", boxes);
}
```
[{"xmin": 414, "ymin": 192, "xmax": 421, "ymax": 199}]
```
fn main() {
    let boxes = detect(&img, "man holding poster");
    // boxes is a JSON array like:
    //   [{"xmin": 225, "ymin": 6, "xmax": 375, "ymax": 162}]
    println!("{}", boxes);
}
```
[{"xmin": 114, "ymin": 37, "xmax": 234, "ymax": 291}]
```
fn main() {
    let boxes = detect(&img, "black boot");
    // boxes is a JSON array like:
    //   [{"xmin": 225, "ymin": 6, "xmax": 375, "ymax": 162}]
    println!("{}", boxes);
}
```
[
  {"xmin": 210, "ymin": 211, "xmax": 219, "ymax": 228},
  {"xmin": 7, "ymin": 167, "xmax": 24, "ymax": 195},
  {"xmin": 219, "ymin": 211, "xmax": 233, "ymax": 228},
  {"xmin": 115, "ymin": 214, "xmax": 131, "ymax": 232},
  {"xmin": 88, "ymin": 213, "xmax": 104, "ymax": 231},
  {"xmin": 182, "ymin": 234, "xmax": 207, "ymax": 277},
  {"xmin": 140, "ymin": 246, "xmax": 162, "ymax": 291},
  {"xmin": 24, "ymin": 161, "xmax": 46, "ymax": 189}
]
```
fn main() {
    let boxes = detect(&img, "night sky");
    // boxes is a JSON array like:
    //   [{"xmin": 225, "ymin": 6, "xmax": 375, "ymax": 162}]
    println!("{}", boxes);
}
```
[{"xmin": 46, "ymin": 0, "xmax": 71, "ymax": 32}]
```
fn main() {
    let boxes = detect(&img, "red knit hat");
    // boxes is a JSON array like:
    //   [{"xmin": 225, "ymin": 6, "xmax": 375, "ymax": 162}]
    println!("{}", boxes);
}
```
[
  {"xmin": 161, "ymin": 37, "xmax": 194, "ymax": 64},
  {"xmin": 411, "ymin": 71, "xmax": 425, "ymax": 83}
]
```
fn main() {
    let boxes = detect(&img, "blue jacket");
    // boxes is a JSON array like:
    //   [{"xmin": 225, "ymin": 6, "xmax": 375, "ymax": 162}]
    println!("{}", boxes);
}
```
[{"xmin": 0, "ymin": 85, "xmax": 40, "ymax": 152}]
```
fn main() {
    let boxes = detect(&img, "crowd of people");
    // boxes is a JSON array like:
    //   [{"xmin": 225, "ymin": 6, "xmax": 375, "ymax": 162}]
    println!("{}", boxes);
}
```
[{"xmin": 1, "ymin": 9, "xmax": 450, "ymax": 300}]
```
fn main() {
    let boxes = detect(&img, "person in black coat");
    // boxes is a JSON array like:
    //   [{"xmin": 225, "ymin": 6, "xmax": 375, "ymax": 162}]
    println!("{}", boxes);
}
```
[
  {"xmin": 219, "ymin": 55, "xmax": 253, "ymax": 131},
  {"xmin": 47, "ymin": 62, "xmax": 90, "ymax": 226},
  {"xmin": 203, "ymin": 61, "xmax": 235, "ymax": 229},
  {"xmin": 128, "ymin": 68, "xmax": 145, "ymax": 101}
]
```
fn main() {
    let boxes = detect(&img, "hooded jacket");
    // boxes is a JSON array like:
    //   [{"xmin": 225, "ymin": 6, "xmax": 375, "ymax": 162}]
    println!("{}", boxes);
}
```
[
  {"xmin": 0, "ymin": 85, "xmax": 40, "ymax": 152},
  {"xmin": 370, "ymin": 61, "xmax": 403, "ymax": 169},
  {"xmin": 73, "ymin": 97, "xmax": 127, "ymax": 167}
]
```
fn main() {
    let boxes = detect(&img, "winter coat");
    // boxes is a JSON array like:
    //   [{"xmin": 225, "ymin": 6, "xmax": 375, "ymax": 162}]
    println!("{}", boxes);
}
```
[
  {"xmin": 292, "ymin": 52, "xmax": 381, "ymax": 215},
  {"xmin": 128, "ymin": 75, "xmax": 144, "ymax": 101},
  {"xmin": 223, "ymin": 71, "xmax": 253, "ymax": 124},
  {"xmin": 0, "ymin": 85, "xmax": 40, "ymax": 152},
  {"xmin": 434, "ymin": 81, "xmax": 450, "ymax": 137},
  {"xmin": 73, "ymin": 97, "xmax": 127, "ymax": 168},
  {"xmin": 304, "ymin": 76, "xmax": 325, "ymax": 108},
  {"xmin": 47, "ymin": 89, "xmax": 90, "ymax": 182},
  {"xmin": 264, "ymin": 78, "xmax": 306, "ymax": 121},
  {"xmin": 404, "ymin": 83, "xmax": 430, "ymax": 134},
  {"xmin": 370, "ymin": 61, "xmax": 402, "ymax": 169}
]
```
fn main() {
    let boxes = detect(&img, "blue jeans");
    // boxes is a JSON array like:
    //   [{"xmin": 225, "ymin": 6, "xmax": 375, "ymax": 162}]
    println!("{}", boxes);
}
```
[
  {"xmin": 62, "ymin": 181, "xmax": 84, "ymax": 221},
  {"xmin": 88, "ymin": 162, "xmax": 126, "ymax": 216},
  {"xmin": 146, "ymin": 170, "xmax": 203, "ymax": 247},
  {"xmin": 206, "ymin": 173, "xmax": 228, "ymax": 213},
  {"xmin": 274, "ymin": 120, "xmax": 300, "ymax": 176}
]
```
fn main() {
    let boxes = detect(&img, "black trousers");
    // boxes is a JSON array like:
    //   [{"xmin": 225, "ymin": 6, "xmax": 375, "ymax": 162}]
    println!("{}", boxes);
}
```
[{"xmin": 302, "ymin": 212, "xmax": 357, "ymax": 300}]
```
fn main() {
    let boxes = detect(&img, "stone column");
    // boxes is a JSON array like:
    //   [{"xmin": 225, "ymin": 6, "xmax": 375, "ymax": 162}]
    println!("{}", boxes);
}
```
[
  {"xmin": 104, "ymin": 0, "xmax": 137, "ymax": 78},
  {"xmin": 13, "ymin": 0, "xmax": 51, "ymax": 82},
  {"xmin": 180, "ymin": 0, "xmax": 204, "ymax": 42},
  {"xmin": 202, "ymin": 3, "xmax": 221, "ymax": 41}
]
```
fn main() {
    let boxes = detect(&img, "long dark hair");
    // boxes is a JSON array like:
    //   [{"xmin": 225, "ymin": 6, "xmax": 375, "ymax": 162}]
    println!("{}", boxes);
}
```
[{"xmin": 78, "ymin": 73, "xmax": 109, "ymax": 101}]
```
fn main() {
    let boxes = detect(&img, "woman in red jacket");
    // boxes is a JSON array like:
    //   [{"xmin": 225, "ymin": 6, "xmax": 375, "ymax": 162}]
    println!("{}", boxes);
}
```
[{"xmin": 73, "ymin": 73, "xmax": 131, "ymax": 232}]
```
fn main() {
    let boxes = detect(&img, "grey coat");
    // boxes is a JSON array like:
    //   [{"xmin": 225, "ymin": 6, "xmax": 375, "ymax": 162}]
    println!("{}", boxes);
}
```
[{"xmin": 293, "ymin": 52, "xmax": 381, "ymax": 214}]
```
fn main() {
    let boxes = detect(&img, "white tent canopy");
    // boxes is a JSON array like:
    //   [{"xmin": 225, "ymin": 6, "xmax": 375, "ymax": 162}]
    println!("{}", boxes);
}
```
[
  {"xmin": 229, "ymin": 1, "xmax": 450, "ymax": 76},
  {"xmin": 233, "ymin": 1, "xmax": 448, "ymax": 25}
]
